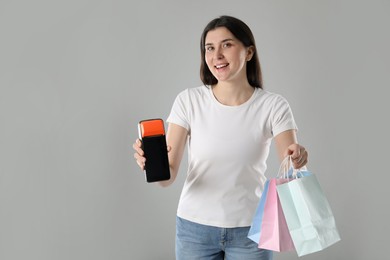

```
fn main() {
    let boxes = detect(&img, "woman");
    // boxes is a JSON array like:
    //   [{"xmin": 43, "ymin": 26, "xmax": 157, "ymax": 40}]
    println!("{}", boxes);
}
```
[{"xmin": 133, "ymin": 15, "xmax": 308, "ymax": 260}]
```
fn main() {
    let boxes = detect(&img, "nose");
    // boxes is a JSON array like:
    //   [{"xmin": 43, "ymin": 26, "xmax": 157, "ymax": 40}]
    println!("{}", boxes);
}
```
[{"xmin": 214, "ymin": 47, "xmax": 224, "ymax": 60}]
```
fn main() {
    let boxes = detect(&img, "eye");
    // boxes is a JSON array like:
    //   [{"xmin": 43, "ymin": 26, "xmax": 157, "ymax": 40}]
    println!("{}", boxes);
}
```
[
  {"xmin": 223, "ymin": 42, "xmax": 232, "ymax": 48},
  {"xmin": 205, "ymin": 46, "xmax": 214, "ymax": 52}
]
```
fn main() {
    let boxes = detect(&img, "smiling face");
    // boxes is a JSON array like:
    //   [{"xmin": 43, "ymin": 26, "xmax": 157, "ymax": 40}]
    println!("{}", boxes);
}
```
[{"xmin": 204, "ymin": 27, "xmax": 253, "ymax": 85}]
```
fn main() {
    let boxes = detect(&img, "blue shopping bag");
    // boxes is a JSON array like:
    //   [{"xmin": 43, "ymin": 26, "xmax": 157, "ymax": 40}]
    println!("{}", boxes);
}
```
[
  {"xmin": 248, "ymin": 180, "xmax": 270, "ymax": 243},
  {"xmin": 277, "ymin": 172, "xmax": 341, "ymax": 257}
]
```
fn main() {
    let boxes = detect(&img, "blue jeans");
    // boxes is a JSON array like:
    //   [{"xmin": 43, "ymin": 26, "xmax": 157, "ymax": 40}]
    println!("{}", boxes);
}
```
[{"xmin": 176, "ymin": 216, "xmax": 273, "ymax": 260}]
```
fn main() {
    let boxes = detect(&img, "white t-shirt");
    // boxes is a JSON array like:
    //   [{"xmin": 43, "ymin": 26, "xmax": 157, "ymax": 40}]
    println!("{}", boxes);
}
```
[{"xmin": 167, "ymin": 85, "xmax": 297, "ymax": 228}]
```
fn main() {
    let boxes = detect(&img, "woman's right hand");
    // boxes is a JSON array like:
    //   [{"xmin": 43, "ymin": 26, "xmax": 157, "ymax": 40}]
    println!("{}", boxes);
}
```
[
  {"xmin": 133, "ymin": 139, "xmax": 146, "ymax": 170},
  {"xmin": 132, "ymin": 138, "xmax": 172, "ymax": 171},
  {"xmin": 134, "ymin": 123, "xmax": 187, "ymax": 187}
]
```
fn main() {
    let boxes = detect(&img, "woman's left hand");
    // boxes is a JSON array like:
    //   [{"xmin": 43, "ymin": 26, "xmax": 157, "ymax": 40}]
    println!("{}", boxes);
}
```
[{"xmin": 285, "ymin": 144, "xmax": 308, "ymax": 169}]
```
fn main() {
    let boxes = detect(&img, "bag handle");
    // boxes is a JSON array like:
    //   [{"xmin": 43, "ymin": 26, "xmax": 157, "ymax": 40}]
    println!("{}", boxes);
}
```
[
  {"xmin": 276, "ymin": 156, "xmax": 292, "ymax": 178},
  {"xmin": 277, "ymin": 156, "xmax": 307, "ymax": 179}
]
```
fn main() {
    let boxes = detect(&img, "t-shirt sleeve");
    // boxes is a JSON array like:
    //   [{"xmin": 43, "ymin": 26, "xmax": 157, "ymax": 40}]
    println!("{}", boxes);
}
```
[
  {"xmin": 166, "ymin": 89, "xmax": 190, "ymax": 131},
  {"xmin": 270, "ymin": 95, "xmax": 298, "ymax": 137}
]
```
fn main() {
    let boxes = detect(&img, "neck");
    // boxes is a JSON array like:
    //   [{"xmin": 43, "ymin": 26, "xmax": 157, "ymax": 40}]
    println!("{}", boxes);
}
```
[{"xmin": 212, "ymin": 81, "xmax": 255, "ymax": 106}]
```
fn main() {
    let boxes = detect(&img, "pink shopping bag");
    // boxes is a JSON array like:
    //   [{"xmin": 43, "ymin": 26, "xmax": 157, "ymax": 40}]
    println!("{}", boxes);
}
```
[{"xmin": 258, "ymin": 178, "xmax": 295, "ymax": 252}]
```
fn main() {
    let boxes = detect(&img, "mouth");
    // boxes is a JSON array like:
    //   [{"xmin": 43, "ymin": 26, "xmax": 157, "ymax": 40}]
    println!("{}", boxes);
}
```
[{"xmin": 215, "ymin": 63, "xmax": 229, "ymax": 69}]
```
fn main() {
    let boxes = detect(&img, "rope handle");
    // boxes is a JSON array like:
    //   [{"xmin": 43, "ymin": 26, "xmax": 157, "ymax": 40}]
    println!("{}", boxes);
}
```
[{"xmin": 277, "ymin": 156, "xmax": 308, "ymax": 179}]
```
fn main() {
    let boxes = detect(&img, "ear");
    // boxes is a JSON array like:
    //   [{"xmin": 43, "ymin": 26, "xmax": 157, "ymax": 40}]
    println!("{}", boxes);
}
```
[{"xmin": 246, "ymin": 46, "xmax": 255, "ymax": 61}]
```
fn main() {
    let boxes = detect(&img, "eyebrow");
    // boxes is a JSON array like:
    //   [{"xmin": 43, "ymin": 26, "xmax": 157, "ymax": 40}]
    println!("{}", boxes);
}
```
[{"xmin": 205, "ymin": 38, "xmax": 234, "ymax": 46}]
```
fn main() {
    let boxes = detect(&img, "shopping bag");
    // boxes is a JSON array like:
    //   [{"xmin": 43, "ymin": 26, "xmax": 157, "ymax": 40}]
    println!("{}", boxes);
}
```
[
  {"xmin": 277, "ymin": 172, "xmax": 341, "ymax": 256},
  {"xmin": 258, "ymin": 178, "xmax": 295, "ymax": 252},
  {"xmin": 248, "ymin": 180, "xmax": 270, "ymax": 243}
]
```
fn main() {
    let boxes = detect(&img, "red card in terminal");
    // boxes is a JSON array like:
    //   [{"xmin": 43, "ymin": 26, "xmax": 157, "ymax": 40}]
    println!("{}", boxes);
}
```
[{"xmin": 139, "ymin": 119, "xmax": 165, "ymax": 138}]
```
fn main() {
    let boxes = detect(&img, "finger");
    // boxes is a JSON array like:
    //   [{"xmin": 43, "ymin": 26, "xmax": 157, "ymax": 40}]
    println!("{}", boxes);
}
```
[
  {"xmin": 133, "ymin": 139, "xmax": 140, "ymax": 147},
  {"xmin": 136, "ymin": 160, "xmax": 145, "ymax": 170},
  {"xmin": 294, "ymin": 151, "xmax": 307, "ymax": 165},
  {"xmin": 294, "ymin": 157, "xmax": 308, "ymax": 169},
  {"xmin": 132, "ymin": 142, "xmax": 144, "ymax": 156},
  {"xmin": 167, "ymin": 145, "xmax": 172, "ymax": 153},
  {"xmin": 134, "ymin": 152, "xmax": 146, "ymax": 162},
  {"xmin": 290, "ymin": 147, "xmax": 301, "ymax": 160},
  {"xmin": 134, "ymin": 153, "xmax": 146, "ymax": 170},
  {"xmin": 295, "ymin": 158, "xmax": 308, "ymax": 169},
  {"xmin": 302, "ymin": 150, "xmax": 307, "ymax": 161},
  {"xmin": 133, "ymin": 153, "xmax": 146, "ymax": 164},
  {"xmin": 297, "ymin": 150, "xmax": 307, "ymax": 163}
]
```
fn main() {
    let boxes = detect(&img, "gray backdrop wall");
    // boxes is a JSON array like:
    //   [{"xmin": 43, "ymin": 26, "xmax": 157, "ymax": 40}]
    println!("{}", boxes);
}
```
[{"xmin": 1, "ymin": 0, "xmax": 389, "ymax": 259}]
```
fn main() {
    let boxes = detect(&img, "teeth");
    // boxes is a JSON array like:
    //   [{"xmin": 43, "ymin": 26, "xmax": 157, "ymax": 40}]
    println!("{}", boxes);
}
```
[{"xmin": 216, "ymin": 64, "xmax": 228, "ymax": 69}]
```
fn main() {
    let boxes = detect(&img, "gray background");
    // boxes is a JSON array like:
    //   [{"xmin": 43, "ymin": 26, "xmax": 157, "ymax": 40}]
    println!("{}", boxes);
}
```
[{"xmin": 1, "ymin": 0, "xmax": 389, "ymax": 259}]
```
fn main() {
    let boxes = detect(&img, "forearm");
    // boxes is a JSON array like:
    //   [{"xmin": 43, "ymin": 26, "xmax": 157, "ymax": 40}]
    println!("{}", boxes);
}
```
[
  {"xmin": 157, "ymin": 123, "xmax": 187, "ymax": 187},
  {"xmin": 274, "ymin": 129, "xmax": 298, "ymax": 161}
]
